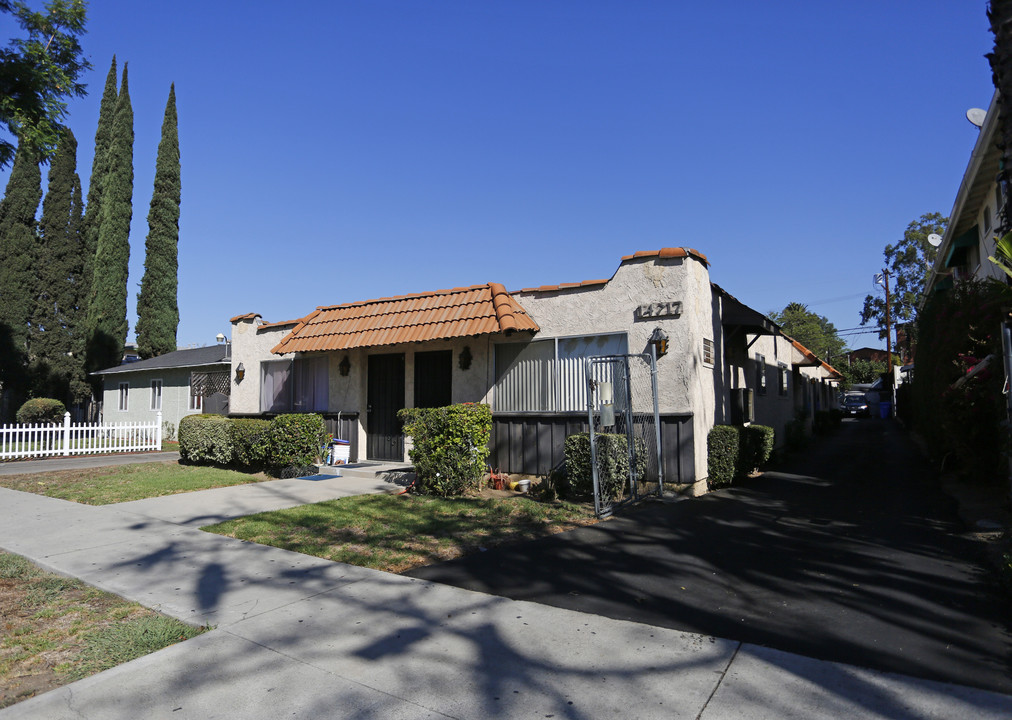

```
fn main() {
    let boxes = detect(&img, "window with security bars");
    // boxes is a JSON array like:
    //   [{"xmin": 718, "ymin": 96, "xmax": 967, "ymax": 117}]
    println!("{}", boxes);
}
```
[
  {"xmin": 755, "ymin": 353, "xmax": 767, "ymax": 395},
  {"xmin": 778, "ymin": 363, "xmax": 789, "ymax": 396},
  {"xmin": 150, "ymin": 379, "xmax": 162, "ymax": 410},
  {"xmin": 493, "ymin": 333, "xmax": 628, "ymax": 412}
]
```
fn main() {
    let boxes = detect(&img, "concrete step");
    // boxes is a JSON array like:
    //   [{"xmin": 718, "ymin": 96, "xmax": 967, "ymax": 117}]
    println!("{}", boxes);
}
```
[{"xmin": 316, "ymin": 462, "xmax": 414, "ymax": 484}]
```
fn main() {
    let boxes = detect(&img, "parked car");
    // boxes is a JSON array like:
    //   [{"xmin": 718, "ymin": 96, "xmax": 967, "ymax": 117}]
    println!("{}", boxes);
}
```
[{"xmin": 842, "ymin": 394, "xmax": 869, "ymax": 417}]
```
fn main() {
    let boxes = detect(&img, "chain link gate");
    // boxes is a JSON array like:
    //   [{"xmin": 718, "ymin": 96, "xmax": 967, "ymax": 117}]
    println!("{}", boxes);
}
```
[{"xmin": 585, "ymin": 351, "xmax": 663, "ymax": 518}]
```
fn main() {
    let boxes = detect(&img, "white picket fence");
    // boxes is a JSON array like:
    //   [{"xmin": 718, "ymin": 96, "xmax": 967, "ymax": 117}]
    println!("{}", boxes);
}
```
[{"xmin": 0, "ymin": 411, "xmax": 163, "ymax": 461}]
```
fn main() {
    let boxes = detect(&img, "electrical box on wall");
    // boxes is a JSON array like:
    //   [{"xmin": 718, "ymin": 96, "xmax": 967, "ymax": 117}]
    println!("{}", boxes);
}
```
[{"xmin": 732, "ymin": 388, "xmax": 754, "ymax": 425}]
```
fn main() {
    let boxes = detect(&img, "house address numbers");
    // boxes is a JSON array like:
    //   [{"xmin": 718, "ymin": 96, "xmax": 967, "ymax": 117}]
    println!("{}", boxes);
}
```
[{"xmin": 635, "ymin": 301, "xmax": 682, "ymax": 320}]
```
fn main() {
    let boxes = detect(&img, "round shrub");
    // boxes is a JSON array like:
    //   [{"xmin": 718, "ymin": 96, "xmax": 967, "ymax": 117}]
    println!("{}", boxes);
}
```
[
  {"xmin": 267, "ymin": 414, "xmax": 326, "ymax": 471},
  {"xmin": 399, "ymin": 403, "xmax": 492, "ymax": 496},
  {"xmin": 16, "ymin": 398, "xmax": 67, "ymax": 425}
]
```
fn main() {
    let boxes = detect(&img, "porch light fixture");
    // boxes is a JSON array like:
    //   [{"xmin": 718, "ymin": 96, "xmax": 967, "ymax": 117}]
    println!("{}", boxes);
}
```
[
  {"xmin": 235, "ymin": 363, "xmax": 245, "ymax": 383},
  {"xmin": 649, "ymin": 327, "xmax": 669, "ymax": 358},
  {"xmin": 339, "ymin": 355, "xmax": 351, "ymax": 377},
  {"xmin": 459, "ymin": 346, "xmax": 472, "ymax": 370}
]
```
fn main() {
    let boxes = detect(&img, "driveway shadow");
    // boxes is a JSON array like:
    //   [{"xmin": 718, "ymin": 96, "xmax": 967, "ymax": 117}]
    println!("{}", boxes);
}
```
[{"xmin": 405, "ymin": 420, "xmax": 1012, "ymax": 694}]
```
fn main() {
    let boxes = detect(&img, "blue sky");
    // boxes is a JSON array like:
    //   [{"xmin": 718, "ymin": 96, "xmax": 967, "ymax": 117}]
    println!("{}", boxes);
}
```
[{"xmin": 3, "ymin": 1, "xmax": 999, "ymax": 351}]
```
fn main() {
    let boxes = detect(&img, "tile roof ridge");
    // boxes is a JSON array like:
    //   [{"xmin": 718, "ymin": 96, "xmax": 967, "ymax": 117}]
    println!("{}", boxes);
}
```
[
  {"xmin": 488, "ymin": 281, "xmax": 519, "ymax": 332},
  {"xmin": 620, "ymin": 247, "xmax": 709, "ymax": 266}
]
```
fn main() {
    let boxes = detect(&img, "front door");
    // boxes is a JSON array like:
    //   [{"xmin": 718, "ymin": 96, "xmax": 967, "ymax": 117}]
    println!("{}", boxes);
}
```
[{"xmin": 367, "ymin": 353, "xmax": 405, "ymax": 461}]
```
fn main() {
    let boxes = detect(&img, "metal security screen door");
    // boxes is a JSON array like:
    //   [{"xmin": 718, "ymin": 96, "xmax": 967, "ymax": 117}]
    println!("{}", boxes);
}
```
[{"xmin": 586, "ymin": 352, "xmax": 663, "ymax": 518}]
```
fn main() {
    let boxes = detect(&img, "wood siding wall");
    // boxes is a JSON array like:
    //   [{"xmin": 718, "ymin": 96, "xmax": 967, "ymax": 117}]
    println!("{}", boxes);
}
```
[{"xmin": 490, "ymin": 412, "xmax": 694, "ymax": 485}]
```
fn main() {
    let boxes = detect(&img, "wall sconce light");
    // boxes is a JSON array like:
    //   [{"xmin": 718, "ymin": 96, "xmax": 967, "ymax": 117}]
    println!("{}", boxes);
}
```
[
  {"xmin": 339, "ymin": 355, "xmax": 351, "ymax": 377},
  {"xmin": 649, "ymin": 328, "xmax": 669, "ymax": 358},
  {"xmin": 235, "ymin": 362, "xmax": 245, "ymax": 383},
  {"xmin": 459, "ymin": 346, "xmax": 472, "ymax": 370}
]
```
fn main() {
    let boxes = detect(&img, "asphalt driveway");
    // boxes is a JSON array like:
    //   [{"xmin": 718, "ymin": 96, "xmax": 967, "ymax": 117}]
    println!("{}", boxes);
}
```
[{"xmin": 406, "ymin": 418, "xmax": 1012, "ymax": 695}]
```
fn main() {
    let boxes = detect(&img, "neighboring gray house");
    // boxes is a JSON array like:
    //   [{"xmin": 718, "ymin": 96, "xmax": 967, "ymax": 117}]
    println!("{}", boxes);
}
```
[
  {"xmin": 92, "ymin": 345, "xmax": 230, "ymax": 437},
  {"xmin": 227, "ymin": 248, "xmax": 841, "ymax": 491}
]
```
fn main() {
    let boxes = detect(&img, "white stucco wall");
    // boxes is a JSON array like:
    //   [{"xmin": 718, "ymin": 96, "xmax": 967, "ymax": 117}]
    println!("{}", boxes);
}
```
[
  {"xmin": 514, "ymin": 254, "xmax": 713, "ymax": 480},
  {"xmin": 229, "ymin": 317, "xmax": 295, "ymax": 415}
]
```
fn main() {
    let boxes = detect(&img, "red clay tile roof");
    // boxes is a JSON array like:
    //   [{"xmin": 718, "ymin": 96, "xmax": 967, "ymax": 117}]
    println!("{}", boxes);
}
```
[
  {"xmin": 621, "ymin": 247, "xmax": 709, "ymax": 266},
  {"xmin": 519, "ymin": 279, "xmax": 609, "ymax": 293},
  {"xmin": 271, "ymin": 283, "xmax": 539, "ymax": 355},
  {"xmin": 257, "ymin": 317, "xmax": 303, "ymax": 331},
  {"xmin": 229, "ymin": 312, "xmax": 261, "ymax": 323}
]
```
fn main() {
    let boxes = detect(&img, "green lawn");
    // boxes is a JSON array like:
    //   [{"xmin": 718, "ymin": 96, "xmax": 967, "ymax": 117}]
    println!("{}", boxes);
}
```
[
  {"xmin": 0, "ymin": 551, "xmax": 206, "ymax": 708},
  {"xmin": 203, "ymin": 493, "xmax": 598, "ymax": 572},
  {"xmin": 0, "ymin": 462, "xmax": 271, "ymax": 505}
]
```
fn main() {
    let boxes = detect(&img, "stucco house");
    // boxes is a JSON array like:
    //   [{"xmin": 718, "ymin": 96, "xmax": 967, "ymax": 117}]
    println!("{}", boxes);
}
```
[
  {"xmin": 227, "ymin": 248, "xmax": 839, "ymax": 490},
  {"xmin": 924, "ymin": 91, "xmax": 1007, "ymax": 297},
  {"xmin": 92, "ymin": 345, "xmax": 231, "ymax": 438}
]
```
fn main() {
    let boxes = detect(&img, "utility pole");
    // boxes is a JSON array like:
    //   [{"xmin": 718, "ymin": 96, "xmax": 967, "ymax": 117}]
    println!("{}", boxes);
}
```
[{"xmin": 882, "ymin": 269, "xmax": 893, "ymax": 375}]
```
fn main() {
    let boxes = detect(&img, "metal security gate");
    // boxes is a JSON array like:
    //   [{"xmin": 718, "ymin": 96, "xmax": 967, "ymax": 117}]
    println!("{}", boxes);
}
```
[{"xmin": 586, "ymin": 351, "xmax": 662, "ymax": 517}]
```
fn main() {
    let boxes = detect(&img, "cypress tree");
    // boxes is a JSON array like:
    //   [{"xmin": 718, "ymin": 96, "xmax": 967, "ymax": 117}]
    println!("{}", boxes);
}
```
[
  {"xmin": 86, "ymin": 62, "xmax": 132, "ymax": 375},
  {"xmin": 80, "ymin": 56, "xmax": 117, "ymax": 326},
  {"xmin": 31, "ymin": 128, "xmax": 88, "ymax": 403},
  {"xmin": 0, "ymin": 143, "xmax": 43, "ymax": 414},
  {"xmin": 136, "ymin": 84, "xmax": 180, "ymax": 359}
]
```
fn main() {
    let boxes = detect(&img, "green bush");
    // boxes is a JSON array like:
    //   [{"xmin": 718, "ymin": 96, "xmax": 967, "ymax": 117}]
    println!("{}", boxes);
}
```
[
  {"xmin": 707, "ymin": 424, "xmax": 774, "ymax": 489},
  {"xmin": 399, "ymin": 403, "xmax": 492, "ymax": 496},
  {"xmin": 707, "ymin": 425, "xmax": 740, "ymax": 489},
  {"xmin": 742, "ymin": 424, "xmax": 775, "ymax": 472},
  {"xmin": 785, "ymin": 418, "xmax": 808, "ymax": 451},
  {"xmin": 267, "ymin": 414, "xmax": 326, "ymax": 471},
  {"xmin": 16, "ymin": 398, "xmax": 66, "ymax": 425},
  {"xmin": 564, "ymin": 432, "xmax": 648, "ymax": 500},
  {"xmin": 178, "ymin": 414, "xmax": 232, "ymax": 464},
  {"xmin": 230, "ymin": 418, "xmax": 272, "ymax": 469}
]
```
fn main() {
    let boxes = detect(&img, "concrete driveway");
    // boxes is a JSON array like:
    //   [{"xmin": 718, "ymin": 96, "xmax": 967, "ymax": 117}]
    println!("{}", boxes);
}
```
[{"xmin": 406, "ymin": 418, "xmax": 1012, "ymax": 695}]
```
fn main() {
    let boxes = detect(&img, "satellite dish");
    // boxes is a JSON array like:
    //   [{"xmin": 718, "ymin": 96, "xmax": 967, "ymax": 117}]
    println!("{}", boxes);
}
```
[
  {"xmin": 928, "ymin": 233, "xmax": 942, "ymax": 247},
  {"xmin": 967, "ymin": 108, "xmax": 987, "ymax": 128}
]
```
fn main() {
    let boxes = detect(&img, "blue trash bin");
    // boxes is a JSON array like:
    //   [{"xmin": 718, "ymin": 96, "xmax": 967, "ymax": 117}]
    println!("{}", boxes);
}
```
[{"xmin": 879, "ymin": 401, "xmax": 892, "ymax": 419}]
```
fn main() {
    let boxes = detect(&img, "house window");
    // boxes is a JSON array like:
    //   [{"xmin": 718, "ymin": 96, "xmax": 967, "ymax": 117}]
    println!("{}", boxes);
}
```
[
  {"xmin": 778, "ymin": 363, "xmax": 789, "ymax": 396},
  {"xmin": 260, "ymin": 356, "xmax": 329, "ymax": 413},
  {"xmin": 150, "ymin": 380, "xmax": 162, "ymax": 410},
  {"xmin": 755, "ymin": 354, "xmax": 767, "ymax": 396},
  {"xmin": 983, "ymin": 204, "xmax": 992, "ymax": 237},
  {"xmin": 702, "ymin": 338, "xmax": 714, "ymax": 367},
  {"xmin": 118, "ymin": 382, "xmax": 129, "ymax": 411},
  {"xmin": 188, "ymin": 386, "xmax": 202, "ymax": 412},
  {"xmin": 493, "ymin": 333, "xmax": 628, "ymax": 412}
]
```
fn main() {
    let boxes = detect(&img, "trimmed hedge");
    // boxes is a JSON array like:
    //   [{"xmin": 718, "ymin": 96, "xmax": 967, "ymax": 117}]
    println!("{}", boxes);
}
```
[
  {"xmin": 178, "ymin": 414, "xmax": 232, "ymax": 465},
  {"xmin": 16, "ymin": 398, "xmax": 66, "ymax": 425},
  {"xmin": 707, "ymin": 424, "xmax": 774, "ymax": 489},
  {"xmin": 267, "ymin": 414, "xmax": 326, "ymax": 470},
  {"xmin": 564, "ymin": 432, "xmax": 648, "ymax": 500},
  {"xmin": 178, "ymin": 413, "xmax": 325, "ymax": 475},
  {"xmin": 743, "ymin": 424, "xmax": 775, "ymax": 470},
  {"xmin": 399, "ymin": 403, "xmax": 492, "ymax": 497},
  {"xmin": 706, "ymin": 425, "xmax": 740, "ymax": 488},
  {"xmin": 229, "ymin": 418, "xmax": 272, "ymax": 469}
]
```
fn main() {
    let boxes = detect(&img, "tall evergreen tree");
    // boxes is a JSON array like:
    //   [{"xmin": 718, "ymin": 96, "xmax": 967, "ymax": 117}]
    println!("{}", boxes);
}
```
[
  {"xmin": 0, "ymin": 143, "xmax": 43, "ymax": 414},
  {"xmin": 31, "ymin": 128, "xmax": 88, "ymax": 403},
  {"xmin": 80, "ymin": 56, "xmax": 117, "ymax": 324},
  {"xmin": 136, "ymin": 84, "xmax": 180, "ymax": 359},
  {"xmin": 86, "ymin": 62, "xmax": 132, "ymax": 375}
]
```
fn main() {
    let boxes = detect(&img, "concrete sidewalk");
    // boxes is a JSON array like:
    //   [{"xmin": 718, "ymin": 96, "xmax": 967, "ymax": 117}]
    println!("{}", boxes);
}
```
[
  {"xmin": 0, "ymin": 450, "xmax": 181, "ymax": 476},
  {"xmin": 1, "ymin": 485, "xmax": 1011, "ymax": 717}
]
